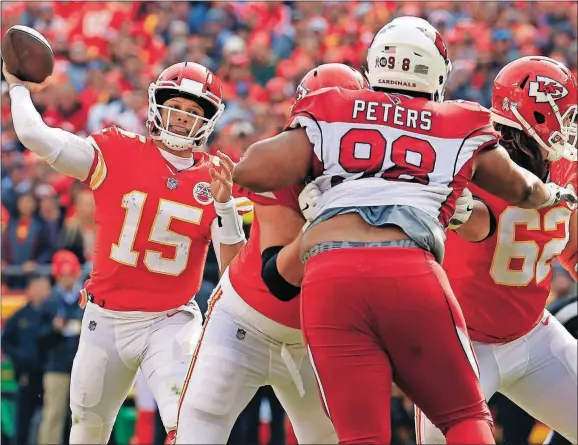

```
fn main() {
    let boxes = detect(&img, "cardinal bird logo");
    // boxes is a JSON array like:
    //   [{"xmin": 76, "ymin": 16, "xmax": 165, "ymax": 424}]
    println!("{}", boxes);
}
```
[{"xmin": 528, "ymin": 76, "xmax": 568, "ymax": 103}]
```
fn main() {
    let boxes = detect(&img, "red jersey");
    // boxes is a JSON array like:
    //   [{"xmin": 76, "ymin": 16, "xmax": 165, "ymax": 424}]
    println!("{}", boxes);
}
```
[
  {"xmin": 83, "ymin": 126, "xmax": 219, "ymax": 312},
  {"xmin": 444, "ymin": 157, "xmax": 577, "ymax": 343},
  {"xmin": 228, "ymin": 186, "xmax": 304, "ymax": 329},
  {"xmin": 286, "ymin": 89, "xmax": 499, "ymax": 228}
]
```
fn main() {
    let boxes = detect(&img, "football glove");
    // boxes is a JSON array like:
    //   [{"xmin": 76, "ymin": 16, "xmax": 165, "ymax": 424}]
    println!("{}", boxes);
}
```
[
  {"xmin": 298, "ymin": 181, "xmax": 322, "ymax": 222},
  {"xmin": 538, "ymin": 183, "xmax": 578, "ymax": 209},
  {"xmin": 448, "ymin": 188, "xmax": 474, "ymax": 230}
]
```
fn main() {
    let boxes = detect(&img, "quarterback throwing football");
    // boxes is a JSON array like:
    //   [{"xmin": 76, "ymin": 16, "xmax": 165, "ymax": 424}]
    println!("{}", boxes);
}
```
[{"xmin": 4, "ymin": 61, "xmax": 247, "ymax": 444}]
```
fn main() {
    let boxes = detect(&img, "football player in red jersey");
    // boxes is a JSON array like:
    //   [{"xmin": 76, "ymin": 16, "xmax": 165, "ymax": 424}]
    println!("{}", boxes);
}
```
[
  {"xmin": 417, "ymin": 57, "xmax": 577, "ymax": 444},
  {"xmin": 3, "ymin": 61, "xmax": 248, "ymax": 444},
  {"xmin": 173, "ymin": 63, "xmax": 367, "ymax": 445},
  {"xmin": 232, "ymin": 17, "xmax": 577, "ymax": 445}
]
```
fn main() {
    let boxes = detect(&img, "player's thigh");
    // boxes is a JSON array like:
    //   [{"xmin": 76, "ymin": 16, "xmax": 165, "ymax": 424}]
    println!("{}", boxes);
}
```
[
  {"xmin": 175, "ymin": 296, "xmax": 268, "ymax": 443},
  {"xmin": 70, "ymin": 303, "xmax": 139, "ymax": 427},
  {"xmin": 382, "ymin": 261, "xmax": 490, "ymax": 434},
  {"xmin": 140, "ymin": 304, "xmax": 203, "ymax": 429},
  {"xmin": 302, "ymin": 273, "xmax": 393, "ymax": 444},
  {"xmin": 416, "ymin": 341, "xmax": 502, "ymax": 444},
  {"xmin": 272, "ymin": 352, "xmax": 337, "ymax": 444},
  {"xmin": 503, "ymin": 317, "xmax": 577, "ymax": 443},
  {"xmin": 134, "ymin": 369, "xmax": 156, "ymax": 411}
]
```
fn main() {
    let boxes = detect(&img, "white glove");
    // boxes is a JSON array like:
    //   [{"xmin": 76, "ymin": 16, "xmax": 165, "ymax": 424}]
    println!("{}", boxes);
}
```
[
  {"xmin": 298, "ymin": 181, "xmax": 322, "ymax": 222},
  {"xmin": 448, "ymin": 188, "xmax": 474, "ymax": 230},
  {"xmin": 539, "ymin": 183, "xmax": 578, "ymax": 209}
]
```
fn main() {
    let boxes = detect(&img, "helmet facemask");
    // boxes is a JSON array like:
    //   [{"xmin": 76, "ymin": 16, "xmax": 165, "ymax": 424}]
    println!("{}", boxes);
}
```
[
  {"xmin": 510, "ymin": 98, "xmax": 577, "ymax": 162},
  {"xmin": 147, "ymin": 85, "xmax": 224, "ymax": 151}
]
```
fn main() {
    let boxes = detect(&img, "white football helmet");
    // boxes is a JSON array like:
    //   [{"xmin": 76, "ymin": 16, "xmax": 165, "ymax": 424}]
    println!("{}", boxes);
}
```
[{"xmin": 366, "ymin": 16, "xmax": 452, "ymax": 102}]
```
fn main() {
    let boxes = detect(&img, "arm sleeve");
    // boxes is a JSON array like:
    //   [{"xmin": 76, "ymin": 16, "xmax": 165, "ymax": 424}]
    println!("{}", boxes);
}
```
[{"xmin": 10, "ymin": 85, "xmax": 95, "ymax": 181}]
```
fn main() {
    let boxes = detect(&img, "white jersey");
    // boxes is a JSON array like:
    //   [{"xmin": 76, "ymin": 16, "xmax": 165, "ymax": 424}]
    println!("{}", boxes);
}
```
[{"xmin": 286, "ymin": 87, "xmax": 500, "ymax": 228}]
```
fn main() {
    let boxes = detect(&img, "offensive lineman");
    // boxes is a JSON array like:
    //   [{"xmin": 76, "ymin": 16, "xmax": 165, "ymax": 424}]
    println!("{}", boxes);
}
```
[
  {"xmin": 174, "ymin": 63, "xmax": 368, "ymax": 444},
  {"xmin": 417, "ymin": 56, "xmax": 577, "ymax": 445}
]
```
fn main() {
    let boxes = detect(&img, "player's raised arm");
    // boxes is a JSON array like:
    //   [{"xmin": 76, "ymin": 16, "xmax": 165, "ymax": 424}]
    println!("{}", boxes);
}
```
[
  {"xmin": 210, "ymin": 152, "xmax": 247, "ymax": 273},
  {"xmin": 472, "ymin": 145, "xmax": 577, "ymax": 209},
  {"xmin": 233, "ymin": 128, "xmax": 313, "ymax": 192},
  {"xmin": 4, "ymin": 64, "xmax": 95, "ymax": 181}
]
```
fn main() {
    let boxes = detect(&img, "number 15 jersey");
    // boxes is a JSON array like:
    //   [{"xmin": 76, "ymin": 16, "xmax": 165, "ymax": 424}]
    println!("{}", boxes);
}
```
[
  {"xmin": 285, "ymin": 87, "xmax": 500, "ymax": 260},
  {"xmin": 82, "ymin": 126, "xmax": 219, "ymax": 312}
]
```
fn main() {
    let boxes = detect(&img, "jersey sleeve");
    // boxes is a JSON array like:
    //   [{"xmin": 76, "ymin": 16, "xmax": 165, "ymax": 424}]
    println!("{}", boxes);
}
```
[
  {"xmin": 284, "ymin": 87, "xmax": 335, "ymax": 132},
  {"xmin": 448, "ymin": 101, "xmax": 501, "ymax": 150},
  {"xmin": 284, "ymin": 88, "xmax": 340, "ymax": 178},
  {"xmin": 84, "ymin": 126, "xmax": 146, "ymax": 191},
  {"xmin": 236, "ymin": 185, "xmax": 303, "ymax": 213}
]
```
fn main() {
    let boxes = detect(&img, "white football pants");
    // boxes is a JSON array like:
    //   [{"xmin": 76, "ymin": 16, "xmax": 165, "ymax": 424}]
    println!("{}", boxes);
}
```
[
  {"xmin": 69, "ymin": 300, "xmax": 202, "ymax": 444},
  {"xmin": 175, "ymin": 268, "xmax": 337, "ymax": 444},
  {"xmin": 416, "ymin": 311, "xmax": 577, "ymax": 444}
]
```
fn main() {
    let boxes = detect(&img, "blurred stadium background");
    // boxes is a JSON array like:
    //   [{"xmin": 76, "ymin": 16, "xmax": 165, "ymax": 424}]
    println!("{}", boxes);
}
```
[{"xmin": 1, "ymin": 2, "xmax": 576, "ymax": 444}]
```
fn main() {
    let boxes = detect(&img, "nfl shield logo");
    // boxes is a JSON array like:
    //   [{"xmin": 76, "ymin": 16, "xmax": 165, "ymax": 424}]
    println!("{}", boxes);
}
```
[
  {"xmin": 167, "ymin": 178, "xmax": 179, "ymax": 190},
  {"xmin": 236, "ymin": 328, "xmax": 246, "ymax": 340},
  {"xmin": 88, "ymin": 320, "xmax": 97, "ymax": 331}
]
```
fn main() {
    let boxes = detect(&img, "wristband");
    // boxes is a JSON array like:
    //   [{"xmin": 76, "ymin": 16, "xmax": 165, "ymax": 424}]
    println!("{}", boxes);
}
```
[
  {"xmin": 9, "ymin": 83, "xmax": 30, "ymax": 94},
  {"xmin": 214, "ymin": 198, "xmax": 246, "ymax": 245}
]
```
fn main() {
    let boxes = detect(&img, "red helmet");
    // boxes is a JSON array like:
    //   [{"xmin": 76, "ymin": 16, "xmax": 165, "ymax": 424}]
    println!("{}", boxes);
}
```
[
  {"xmin": 147, "ymin": 62, "xmax": 225, "ymax": 150},
  {"xmin": 293, "ymin": 63, "xmax": 369, "ymax": 105},
  {"xmin": 491, "ymin": 56, "xmax": 577, "ymax": 162}
]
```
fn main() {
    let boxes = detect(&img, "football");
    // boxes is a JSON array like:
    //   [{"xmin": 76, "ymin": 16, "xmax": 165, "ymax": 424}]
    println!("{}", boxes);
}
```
[{"xmin": 1, "ymin": 25, "xmax": 54, "ymax": 83}]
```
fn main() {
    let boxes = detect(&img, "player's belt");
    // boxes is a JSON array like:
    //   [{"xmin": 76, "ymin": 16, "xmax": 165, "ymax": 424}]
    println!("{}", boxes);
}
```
[
  {"xmin": 78, "ymin": 289, "xmax": 106, "ymax": 309},
  {"xmin": 302, "ymin": 239, "xmax": 420, "ymax": 262}
]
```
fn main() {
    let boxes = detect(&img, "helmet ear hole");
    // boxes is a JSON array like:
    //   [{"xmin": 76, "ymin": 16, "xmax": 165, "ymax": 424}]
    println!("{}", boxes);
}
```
[
  {"xmin": 533, "ymin": 111, "xmax": 546, "ymax": 124},
  {"xmin": 519, "ymin": 75, "xmax": 530, "ymax": 90}
]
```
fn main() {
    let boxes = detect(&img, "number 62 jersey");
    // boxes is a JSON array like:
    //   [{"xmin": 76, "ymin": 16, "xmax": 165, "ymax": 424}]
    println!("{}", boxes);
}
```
[
  {"xmin": 80, "ymin": 126, "xmax": 227, "ymax": 312},
  {"xmin": 443, "ymin": 157, "xmax": 577, "ymax": 343}
]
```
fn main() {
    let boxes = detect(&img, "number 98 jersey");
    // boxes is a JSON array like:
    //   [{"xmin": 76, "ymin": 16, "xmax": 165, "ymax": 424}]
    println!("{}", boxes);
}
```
[
  {"xmin": 81, "ymin": 126, "xmax": 219, "ymax": 312},
  {"xmin": 443, "ymin": 157, "xmax": 577, "ymax": 343},
  {"xmin": 286, "ymin": 87, "xmax": 499, "ymax": 228}
]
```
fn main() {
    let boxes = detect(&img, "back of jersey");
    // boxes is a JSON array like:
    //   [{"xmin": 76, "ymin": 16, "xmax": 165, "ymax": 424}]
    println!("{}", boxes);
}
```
[{"xmin": 286, "ymin": 87, "xmax": 500, "ymax": 229}]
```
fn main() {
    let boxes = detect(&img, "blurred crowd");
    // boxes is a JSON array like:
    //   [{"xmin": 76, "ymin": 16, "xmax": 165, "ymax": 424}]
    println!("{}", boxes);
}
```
[
  {"xmin": 1, "ymin": 1, "xmax": 578, "ymax": 290},
  {"xmin": 1, "ymin": 2, "xmax": 577, "ymax": 444}
]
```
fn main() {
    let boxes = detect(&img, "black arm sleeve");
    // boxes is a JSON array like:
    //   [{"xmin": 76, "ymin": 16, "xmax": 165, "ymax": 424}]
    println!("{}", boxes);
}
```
[
  {"xmin": 471, "ymin": 195, "xmax": 497, "ymax": 242},
  {"xmin": 261, "ymin": 246, "xmax": 301, "ymax": 302}
]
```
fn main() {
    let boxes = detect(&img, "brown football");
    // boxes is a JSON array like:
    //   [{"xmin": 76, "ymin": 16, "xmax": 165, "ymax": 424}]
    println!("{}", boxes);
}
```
[{"xmin": 2, "ymin": 25, "xmax": 54, "ymax": 83}]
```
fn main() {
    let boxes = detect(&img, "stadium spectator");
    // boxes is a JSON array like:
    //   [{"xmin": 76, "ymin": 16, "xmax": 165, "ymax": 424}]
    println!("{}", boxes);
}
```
[
  {"xmin": 37, "ymin": 250, "xmax": 83, "ymax": 445},
  {"xmin": 58, "ymin": 188, "xmax": 96, "ymax": 265},
  {"xmin": 1, "ymin": 275, "xmax": 52, "ymax": 445},
  {"xmin": 2, "ymin": 191, "xmax": 55, "ymax": 289}
]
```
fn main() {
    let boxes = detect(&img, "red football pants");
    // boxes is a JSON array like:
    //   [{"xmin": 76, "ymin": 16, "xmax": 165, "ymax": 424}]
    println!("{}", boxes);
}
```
[{"xmin": 301, "ymin": 247, "xmax": 493, "ymax": 445}]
